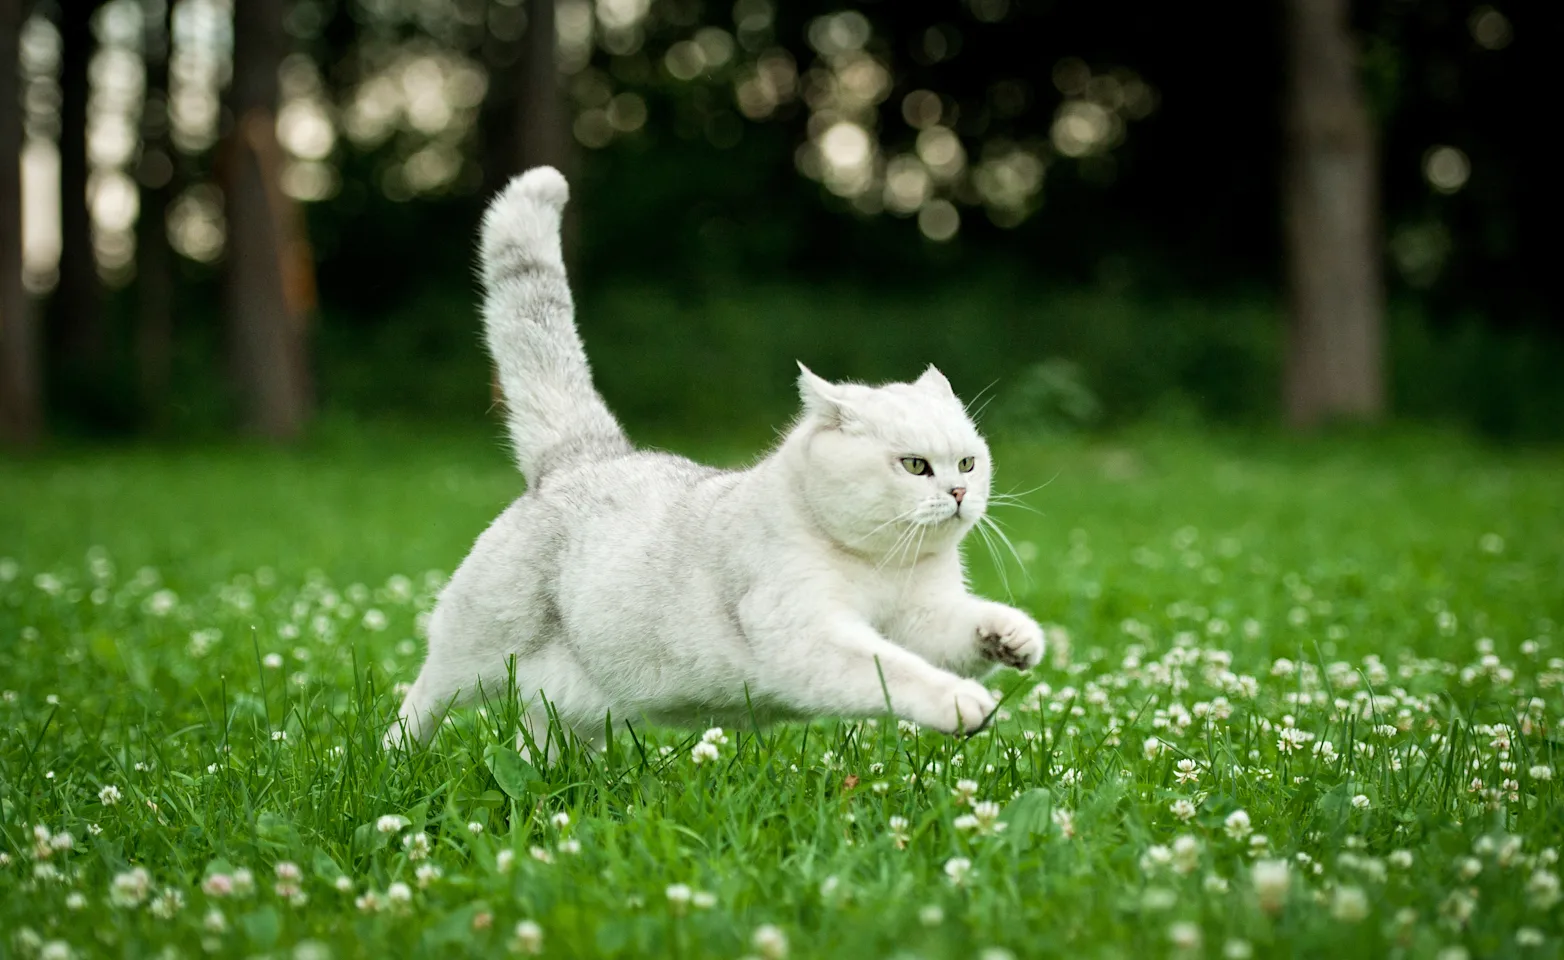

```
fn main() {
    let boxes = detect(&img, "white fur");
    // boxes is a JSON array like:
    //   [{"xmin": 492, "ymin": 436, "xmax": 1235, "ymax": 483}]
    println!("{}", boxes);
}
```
[{"xmin": 388, "ymin": 167, "xmax": 1043, "ymax": 754}]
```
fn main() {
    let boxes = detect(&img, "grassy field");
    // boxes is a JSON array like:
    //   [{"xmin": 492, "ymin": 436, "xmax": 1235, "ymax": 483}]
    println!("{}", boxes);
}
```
[{"xmin": 1, "ymin": 425, "xmax": 1561, "ymax": 959}]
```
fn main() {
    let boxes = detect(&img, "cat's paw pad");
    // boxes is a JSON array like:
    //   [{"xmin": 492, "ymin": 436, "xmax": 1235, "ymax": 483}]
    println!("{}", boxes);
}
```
[
  {"xmin": 924, "ymin": 678, "xmax": 998, "ymax": 737},
  {"xmin": 977, "ymin": 606, "xmax": 1044, "ymax": 671}
]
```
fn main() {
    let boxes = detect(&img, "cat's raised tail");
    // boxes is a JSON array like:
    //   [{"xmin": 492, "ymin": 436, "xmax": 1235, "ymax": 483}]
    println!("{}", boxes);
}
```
[{"xmin": 479, "ymin": 167, "xmax": 630, "ymax": 485}]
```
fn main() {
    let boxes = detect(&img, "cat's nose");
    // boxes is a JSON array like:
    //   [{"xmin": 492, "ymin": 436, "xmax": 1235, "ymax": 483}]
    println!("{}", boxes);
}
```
[{"xmin": 950, "ymin": 487, "xmax": 966, "ymax": 504}]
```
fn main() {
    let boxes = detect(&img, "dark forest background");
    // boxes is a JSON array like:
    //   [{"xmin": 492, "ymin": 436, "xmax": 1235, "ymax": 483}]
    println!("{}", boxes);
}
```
[{"xmin": 0, "ymin": 0, "xmax": 1558, "ymax": 450}]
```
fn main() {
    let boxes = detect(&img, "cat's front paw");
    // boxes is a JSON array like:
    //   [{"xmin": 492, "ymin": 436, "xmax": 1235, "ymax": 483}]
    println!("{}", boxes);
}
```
[
  {"xmin": 916, "ymin": 677, "xmax": 998, "ymax": 736},
  {"xmin": 976, "ymin": 605, "xmax": 1045, "ymax": 671}
]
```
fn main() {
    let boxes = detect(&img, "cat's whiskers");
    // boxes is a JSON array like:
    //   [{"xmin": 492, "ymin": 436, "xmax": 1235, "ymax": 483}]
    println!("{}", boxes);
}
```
[
  {"xmin": 874, "ymin": 521, "xmax": 923, "ymax": 573},
  {"xmin": 970, "ymin": 517, "xmax": 1012, "ymax": 599},
  {"xmin": 848, "ymin": 505, "xmax": 923, "ymax": 548},
  {"xmin": 978, "ymin": 513, "xmax": 1032, "ymax": 591}
]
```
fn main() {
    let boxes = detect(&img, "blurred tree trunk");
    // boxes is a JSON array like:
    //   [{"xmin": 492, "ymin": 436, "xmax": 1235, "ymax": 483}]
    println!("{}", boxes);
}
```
[
  {"xmin": 487, "ymin": 0, "xmax": 573, "ymax": 405},
  {"xmin": 52, "ymin": 0, "xmax": 108, "ymax": 422},
  {"xmin": 0, "ymin": 0, "xmax": 41, "ymax": 445},
  {"xmin": 137, "ymin": 0, "xmax": 173, "ymax": 430},
  {"xmin": 513, "ymin": 0, "xmax": 570, "ymax": 179},
  {"xmin": 1282, "ymin": 0, "xmax": 1385, "ymax": 427},
  {"xmin": 224, "ymin": 0, "xmax": 314, "ymax": 440}
]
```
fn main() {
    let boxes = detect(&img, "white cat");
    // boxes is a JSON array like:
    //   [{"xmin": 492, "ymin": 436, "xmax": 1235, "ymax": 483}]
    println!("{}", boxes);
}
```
[{"xmin": 388, "ymin": 167, "xmax": 1044, "ymax": 755}]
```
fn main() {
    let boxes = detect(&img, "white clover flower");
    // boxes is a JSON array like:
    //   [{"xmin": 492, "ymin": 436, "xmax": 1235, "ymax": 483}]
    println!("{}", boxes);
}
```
[
  {"xmin": 1174, "ymin": 758, "xmax": 1200, "ymax": 785},
  {"xmin": 1516, "ymin": 928, "xmax": 1544, "ymax": 948},
  {"xmin": 1252, "ymin": 859, "xmax": 1289, "ymax": 914},
  {"xmin": 1350, "ymin": 794, "xmax": 1371, "ymax": 810},
  {"xmin": 666, "ymin": 883, "xmax": 693, "ymax": 910},
  {"xmin": 231, "ymin": 868, "xmax": 255, "ymax": 896},
  {"xmin": 529, "ymin": 845, "xmax": 553, "ymax": 864},
  {"xmin": 149, "ymin": 888, "xmax": 184, "ymax": 919},
  {"xmin": 693, "ymin": 890, "xmax": 717, "ymax": 909},
  {"xmin": 1528, "ymin": 869, "xmax": 1560, "ymax": 910},
  {"xmin": 362, "ymin": 609, "xmax": 388, "ymax": 631},
  {"xmin": 919, "ymin": 904, "xmax": 944, "ymax": 926},
  {"xmin": 1457, "ymin": 857, "xmax": 1482, "ymax": 881},
  {"xmin": 203, "ymin": 907, "xmax": 227, "ymax": 933},
  {"xmin": 38, "ymin": 942, "xmax": 73, "ymax": 960},
  {"xmin": 1332, "ymin": 886, "xmax": 1370, "ymax": 922},
  {"xmin": 1052, "ymin": 808, "xmax": 1076, "ymax": 839},
  {"xmin": 99, "ymin": 785, "xmax": 122, "ymax": 805},
  {"xmin": 1223, "ymin": 940, "xmax": 1254, "ymax": 959},
  {"xmin": 1224, "ymin": 809, "xmax": 1252, "ymax": 840},
  {"xmin": 691, "ymin": 741, "xmax": 719, "ymax": 764},
  {"xmin": 467, "ymin": 821, "xmax": 484, "ymax": 835},
  {"xmin": 1276, "ymin": 727, "xmax": 1311, "ymax": 754},
  {"xmin": 202, "ymin": 874, "xmax": 234, "ymax": 897},
  {"xmin": 262, "ymin": 653, "xmax": 283, "ymax": 669},
  {"xmin": 550, "ymin": 811, "xmax": 571, "ymax": 830},
  {"xmin": 971, "ymin": 800, "xmax": 1004, "ymax": 834},
  {"xmin": 495, "ymin": 848, "xmax": 516, "ymax": 873},
  {"xmin": 888, "ymin": 815, "xmax": 910, "ymax": 849},
  {"xmin": 1440, "ymin": 889, "xmax": 1476, "ymax": 927},
  {"xmin": 1143, "ymin": 737, "xmax": 1166, "ymax": 761},
  {"xmin": 952, "ymin": 779, "xmax": 979, "ymax": 804},
  {"xmin": 1168, "ymin": 921, "xmax": 1201, "ymax": 950},
  {"xmin": 1389, "ymin": 849, "xmax": 1414, "ymax": 869},
  {"xmin": 386, "ymin": 882, "xmax": 412, "ymax": 906},
  {"xmin": 1530, "ymin": 765, "xmax": 1554, "ymax": 781},
  {"xmin": 110, "ymin": 867, "xmax": 152, "ymax": 907},
  {"xmin": 558, "ymin": 838, "xmax": 581, "ymax": 856},
  {"xmin": 1169, "ymin": 798, "xmax": 1197, "ymax": 822},
  {"xmin": 1141, "ymin": 845, "xmax": 1173, "ymax": 872},
  {"xmin": 275, "ymin": 861, "xmax": 302, "ymax": 882},
  {"xmin": 403, "ymin": 832, "xmax": 431, "ymax": 860},
  {"xmin": 953, "ymin": 814, "xmax": 980, "ymax": 833},
  {"xmin": 64, "ymin": 892, "xmax": 86, "ymax": 911},
  {"xmin": 333, "ymin": 875, "xmax": 353, "ymax": 893},
  {"xmin": 511, "ymin": 919, "xmax": 544, "ymax": 955},
  {"xmin": 1204, "ymin": 874, "xmax": 1229, "ymax": 894},
  {"xmin": 271, "ymin": 731, "xmax": 286, "ymax": 742},
  {"xmin": 375, "ymin": 814, "xmax": 409, "ymax": 835},
  {"xmin": 944, "ymin": 856, "xmax": 973, "ymax": 885},
  {"xmin": 415, "ymin": 864, "xmax": 442, "ymax": 888},
  {"xmin": 701, "ymin": 727, "xmax": 729, "ymax": 745},
  {"xmin": 752, "ymin": 923, "xmax": 789, "ymax": 959},
  {"xmin": 1171, "ymin": 835, "xmax": 1201, "ymax": 875}
]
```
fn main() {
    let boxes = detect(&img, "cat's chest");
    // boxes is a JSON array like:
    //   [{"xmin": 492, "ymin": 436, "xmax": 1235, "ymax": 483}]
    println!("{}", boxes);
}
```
[{"xmin": 839, "ymin": 564, "xmax": 938, "ymax": 624}]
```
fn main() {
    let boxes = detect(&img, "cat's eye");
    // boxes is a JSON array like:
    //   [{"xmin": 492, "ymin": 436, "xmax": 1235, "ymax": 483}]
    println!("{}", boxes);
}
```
[
  {"xmin": 958, "ymin": 457, "xmax": 976, "ymax": 473},
  {"xmin": 900, "ymin": 457, "xmax": 932, "ymax": 476}
]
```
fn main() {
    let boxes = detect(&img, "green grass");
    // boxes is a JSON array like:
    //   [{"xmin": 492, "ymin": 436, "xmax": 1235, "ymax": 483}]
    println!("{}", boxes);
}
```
[{"xmin": 2, "ymin": 426, "xmax": 1562, "ymax": 958}]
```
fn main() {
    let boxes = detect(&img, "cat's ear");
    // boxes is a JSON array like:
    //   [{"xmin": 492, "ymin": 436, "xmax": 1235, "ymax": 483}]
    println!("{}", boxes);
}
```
[
  {"xmin": 915, "ymin": 364, "xmax": 955, "ymax": 398},
  {"xmin": 797, "ymin": 362, "xmax": 855, "ymax": 426}
]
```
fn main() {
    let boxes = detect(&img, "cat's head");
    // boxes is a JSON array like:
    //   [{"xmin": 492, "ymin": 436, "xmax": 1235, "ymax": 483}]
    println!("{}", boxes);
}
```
[{"xmin": 789, "ymin": 363, "xmax": 991, "ymax": 561}]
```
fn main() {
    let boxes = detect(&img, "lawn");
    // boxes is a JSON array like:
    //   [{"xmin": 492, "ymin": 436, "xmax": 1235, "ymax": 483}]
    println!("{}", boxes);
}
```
[{"xmin": 1, "ymin": 425, "xmax": 1561, "ymax": 959}]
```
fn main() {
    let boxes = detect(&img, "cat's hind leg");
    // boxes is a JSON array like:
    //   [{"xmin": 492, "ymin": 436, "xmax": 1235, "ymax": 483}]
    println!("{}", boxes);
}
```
[
  {"xmin": 384, "ymin": 602, "xmax": 518, "ymax": 749},
  {"xmin": 511, "ymin": 647, "xmax": 611, "ymax": 763}
]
